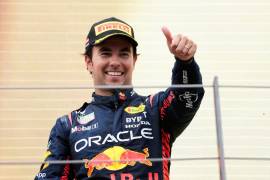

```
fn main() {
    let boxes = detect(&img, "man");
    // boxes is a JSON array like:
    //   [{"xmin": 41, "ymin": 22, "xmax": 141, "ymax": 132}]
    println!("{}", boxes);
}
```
[{"xmin": 35, "ymin": 17, "xmax": 204, "ymax": 180}]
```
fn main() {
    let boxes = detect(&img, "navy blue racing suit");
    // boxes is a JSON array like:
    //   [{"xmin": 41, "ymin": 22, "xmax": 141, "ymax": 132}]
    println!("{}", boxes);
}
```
[{"xmin": 35, "ymin": 58, "xmax": 204, "ymax": 180}]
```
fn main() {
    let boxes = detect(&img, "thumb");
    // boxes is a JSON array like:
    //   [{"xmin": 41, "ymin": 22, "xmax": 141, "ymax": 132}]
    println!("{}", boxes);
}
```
[{"xmin": 161, "ymin": 26, "xmax": 173, "ymax": 45}]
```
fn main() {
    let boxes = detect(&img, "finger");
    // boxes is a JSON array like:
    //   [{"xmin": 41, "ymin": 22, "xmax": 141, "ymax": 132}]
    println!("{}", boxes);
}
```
[
  {"xmin": 182, "ymin": 40, "xmax": 193, "ymax": 54},
  {"xmin": 185, "ymin": 40, "xmax": 193, "ymax": 49},
  {"xmin": 175, "ymin": 36, "xmax": 187, "ymax": 55},
  {"xmin": 161, "ymin": 26, "xmax": 173, "ymax": 45},
  {"xmin": 171, "ymin": 34, "xmax": 182, "ymax": 51},
  {"xmin": 187, "ymin": 43, "xmax": 197, "ymax": 56}
]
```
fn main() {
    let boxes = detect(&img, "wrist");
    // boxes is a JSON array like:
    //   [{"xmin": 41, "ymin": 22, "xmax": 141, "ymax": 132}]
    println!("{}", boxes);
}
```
[{"xmin": 175, "ymin": 56, "xmax": 194, "ymax": 64}]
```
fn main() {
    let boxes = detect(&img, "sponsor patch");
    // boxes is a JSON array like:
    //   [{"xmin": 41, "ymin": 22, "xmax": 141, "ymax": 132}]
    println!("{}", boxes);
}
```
[
  {"xmin": 84, "ymin": 146, "xmax": 152, "ymax": 177},
  {"xmin": 182, "ymin": 70, "xmax": 188, "ymax": 84},
  {"xmin": 124, "ymin": 104, "xmax": 145, "ymax": 114},
  {"xmin": 77, "ymin": 112, "xmax": 95, "ymax": 125},
  {"xmin": 74, "ymin": 128, "xmax": 154, "ymax": 152},
  {"xmin": 94, "ymin": 21, "xmax": 132, "ymax": 36},
  {"xmin": 71, "ymin": 123, "xmax": 99, "ymax": 133},
  {"xmin": 41, "ymin": 150, "xmax": 51, "ymax": 170},
  {"xmin": 179, "ymin": 91, "xmax": 198, "ymax": 108},
  {"xmin": 125, "ymin": 114, "xmax": 151, "ymax": 129},
  {"xmin": 36, "ymin": 173, "xmax": 46, "ymax": 178}
]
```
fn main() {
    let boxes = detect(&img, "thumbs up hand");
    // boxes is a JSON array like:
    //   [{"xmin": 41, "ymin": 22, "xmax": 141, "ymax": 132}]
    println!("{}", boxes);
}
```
[{"xmin": 162, "ymin": 26, "xmax": 197, "ymax": 61}]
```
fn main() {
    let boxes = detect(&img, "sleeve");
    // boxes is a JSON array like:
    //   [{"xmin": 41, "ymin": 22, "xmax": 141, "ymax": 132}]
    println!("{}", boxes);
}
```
[
  {"xmin": 35, "ymin": 115, "xmax": 74, "ymax": 180},
  {"xmin": 155, "ymin": 57, "xmax": 205, "ymax": 142}
]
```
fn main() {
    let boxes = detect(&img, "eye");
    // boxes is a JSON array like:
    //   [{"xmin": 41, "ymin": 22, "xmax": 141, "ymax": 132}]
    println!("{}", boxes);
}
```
[
  {"xmin": 100, "ymin": 52, "xmax": 111, "ymax": 57},
  {"xmin": 120, "ymin": 52, "xmax": 130, "ymax": 58}
]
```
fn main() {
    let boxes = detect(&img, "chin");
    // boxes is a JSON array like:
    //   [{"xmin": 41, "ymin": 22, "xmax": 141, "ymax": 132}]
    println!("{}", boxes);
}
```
[{"xmin": 106, "ymin": 81, "xmax": 124, "ymax": 86}]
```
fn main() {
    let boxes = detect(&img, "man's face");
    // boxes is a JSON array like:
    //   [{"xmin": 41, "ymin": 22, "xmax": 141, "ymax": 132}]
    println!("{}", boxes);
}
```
[{"xmin": 85, "ymin": 36, "xmax": 137, "ymax": 94}]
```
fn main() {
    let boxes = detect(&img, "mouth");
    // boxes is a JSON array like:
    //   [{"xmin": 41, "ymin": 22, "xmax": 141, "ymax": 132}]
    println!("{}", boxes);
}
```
[{"xmin": 105, "ymin": 71, "xmax": 124, "ymax": 76}]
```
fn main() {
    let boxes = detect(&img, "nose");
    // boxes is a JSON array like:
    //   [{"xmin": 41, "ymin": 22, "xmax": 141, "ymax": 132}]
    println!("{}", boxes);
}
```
[{"xmin": 109, "ymin": 55, "xmax": 121, "ymax": 69}]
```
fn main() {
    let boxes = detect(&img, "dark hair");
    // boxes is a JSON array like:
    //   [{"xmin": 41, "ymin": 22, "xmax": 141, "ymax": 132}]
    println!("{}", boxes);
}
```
[{"xmin": 84, "ymin": 46, "xmax": 93, "ymax": 58}]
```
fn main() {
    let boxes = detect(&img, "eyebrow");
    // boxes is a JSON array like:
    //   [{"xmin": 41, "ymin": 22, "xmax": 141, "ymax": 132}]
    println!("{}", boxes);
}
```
[
  {"xmin": 99, "ymin": 47, "xmax": 111, "ymax": 52},
  {"xmin": 98, "ymin": 46, "xmax": 131, "ymax": 53},
  {"xmin": 120, "ymin": 47, "xmax": 131, "ymax": 52}
]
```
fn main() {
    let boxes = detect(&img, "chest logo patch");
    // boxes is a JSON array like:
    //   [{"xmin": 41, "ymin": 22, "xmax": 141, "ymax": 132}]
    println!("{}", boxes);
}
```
[
  {"xmin": 84, "ymin": 146, "xmax": 152, "ymax": 177},
  {"xmin": 77, "ymin": 112, "xmax": 95, "ymax": 124},
  {"xmin": 124, "ymin": 104, "xmax": 145, "ymax": 114}
]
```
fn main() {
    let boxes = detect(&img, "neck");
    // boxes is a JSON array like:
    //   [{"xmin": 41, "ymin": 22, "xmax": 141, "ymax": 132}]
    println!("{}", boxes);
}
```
[{"xmin": 95, "ymin": 88, "xmax": 114, "ymax": 96}]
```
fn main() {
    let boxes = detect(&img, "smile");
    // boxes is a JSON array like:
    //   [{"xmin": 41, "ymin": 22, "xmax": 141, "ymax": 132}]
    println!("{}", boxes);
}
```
[{"xmin": 105, "ymin": 71, "xmax": 124, "ymax": 76}]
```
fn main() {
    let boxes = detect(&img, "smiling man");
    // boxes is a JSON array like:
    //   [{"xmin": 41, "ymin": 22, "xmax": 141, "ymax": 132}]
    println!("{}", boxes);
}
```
[
  {"xmin": 85, "ymin": 36, "xmax": 137, "ymax": 95},
  {"xmin": 35, "ymin": 17, "xmax": 204, "ymax": 180}
]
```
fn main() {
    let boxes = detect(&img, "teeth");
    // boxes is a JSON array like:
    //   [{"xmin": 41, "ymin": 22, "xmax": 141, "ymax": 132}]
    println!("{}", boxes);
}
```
[{"xmin": 107, "ymin": 72, "xmax": 122, "ymax": 76}]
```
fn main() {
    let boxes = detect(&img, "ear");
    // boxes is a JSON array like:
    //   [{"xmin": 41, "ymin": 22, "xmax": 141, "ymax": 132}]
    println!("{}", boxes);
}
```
[{"xmin": 85, "ymin": 55, "xmax": 93, "ymax": 73}]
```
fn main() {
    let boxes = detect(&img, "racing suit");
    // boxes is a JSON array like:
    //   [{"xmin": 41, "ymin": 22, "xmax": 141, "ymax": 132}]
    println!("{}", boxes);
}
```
[{"xmin": 35, "ymin": 58, "xmax": 204, "ymax": 180}]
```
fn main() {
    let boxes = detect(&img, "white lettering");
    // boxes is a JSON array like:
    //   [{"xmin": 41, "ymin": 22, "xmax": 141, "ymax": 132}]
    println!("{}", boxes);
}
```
[
  {"xmin": 126, "ymin": 116, "xmax": 142, "ymax": 123},
  {"xmin": 141, "ymin": 121, "xmax": 150, "ymax": 125},
  {"xmin": 143, "ymin": 112, "xmax": 147, "ymax": 118},
  {"xmin": 142, "ymin": 128, "xmax": 154, "ymax": 139},
  {"xmin": 37, "ymin": 173, "xmax": 46, "ymax": 178},
  {"xmin": 75, "ymin": 138, "xmax": 87, "ymax": 152},
  {"xmin": 183, "ymin": 70, "xmax": 188, "ymax": 84},
  {"xmin": 125, "ymin": 120, "xmax": 151, "ymax": 129},
  {"xmin": 186, "ymin": 101, "xmax": 193, "ymax": 108},
  {"xmin": 130, "ymin": 130, "xmax": 142, "ymax": 140},
  {"xmin": 117, "ymin": 131, "xmax": 129, "ymax": 142},
  {"xmin": 130, "ymin": 90, "xmax": 135, "ymax": 96},
  {"xmin": 74, "ymin": 128, "xmax": 154, "ymax": 152},
  {"xmin": 88, "ymin": 136, "xmax": 101, "ymax": 146},
  {"xmin": 179, "ymin": 92, "xmax": 198, "ymax": 109},
  {"xmin": 126, "ymin": 117, "xmax": 132, "ymax": 123},
  {"xmin": 102, "ymin": 134, "xmax": 118, "ymax": 144},
  {"xmin": 125, "ymin": 124, "xmax": 139, "ymax": 129},
  {"xmin": 71, "ymin": 123, "xmax": 98, "ymax": 133}
]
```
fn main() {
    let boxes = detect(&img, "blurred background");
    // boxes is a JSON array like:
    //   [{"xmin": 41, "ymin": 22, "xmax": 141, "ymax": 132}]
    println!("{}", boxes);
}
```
[{"xmin": 0, "ymin": 0, "xmax": 270, "ymax": 179}]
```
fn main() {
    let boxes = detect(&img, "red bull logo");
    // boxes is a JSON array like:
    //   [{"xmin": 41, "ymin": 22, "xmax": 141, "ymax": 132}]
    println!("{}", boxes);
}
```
[{"xmin": 84, "ymin": 146, "xmax": 152, "ymax": 177}]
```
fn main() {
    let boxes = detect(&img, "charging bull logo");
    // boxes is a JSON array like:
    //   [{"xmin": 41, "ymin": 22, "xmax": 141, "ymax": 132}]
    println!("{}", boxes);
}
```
[{"xmin": 84, "ymin": 146, "xmax": 152, "ymax": 177}]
